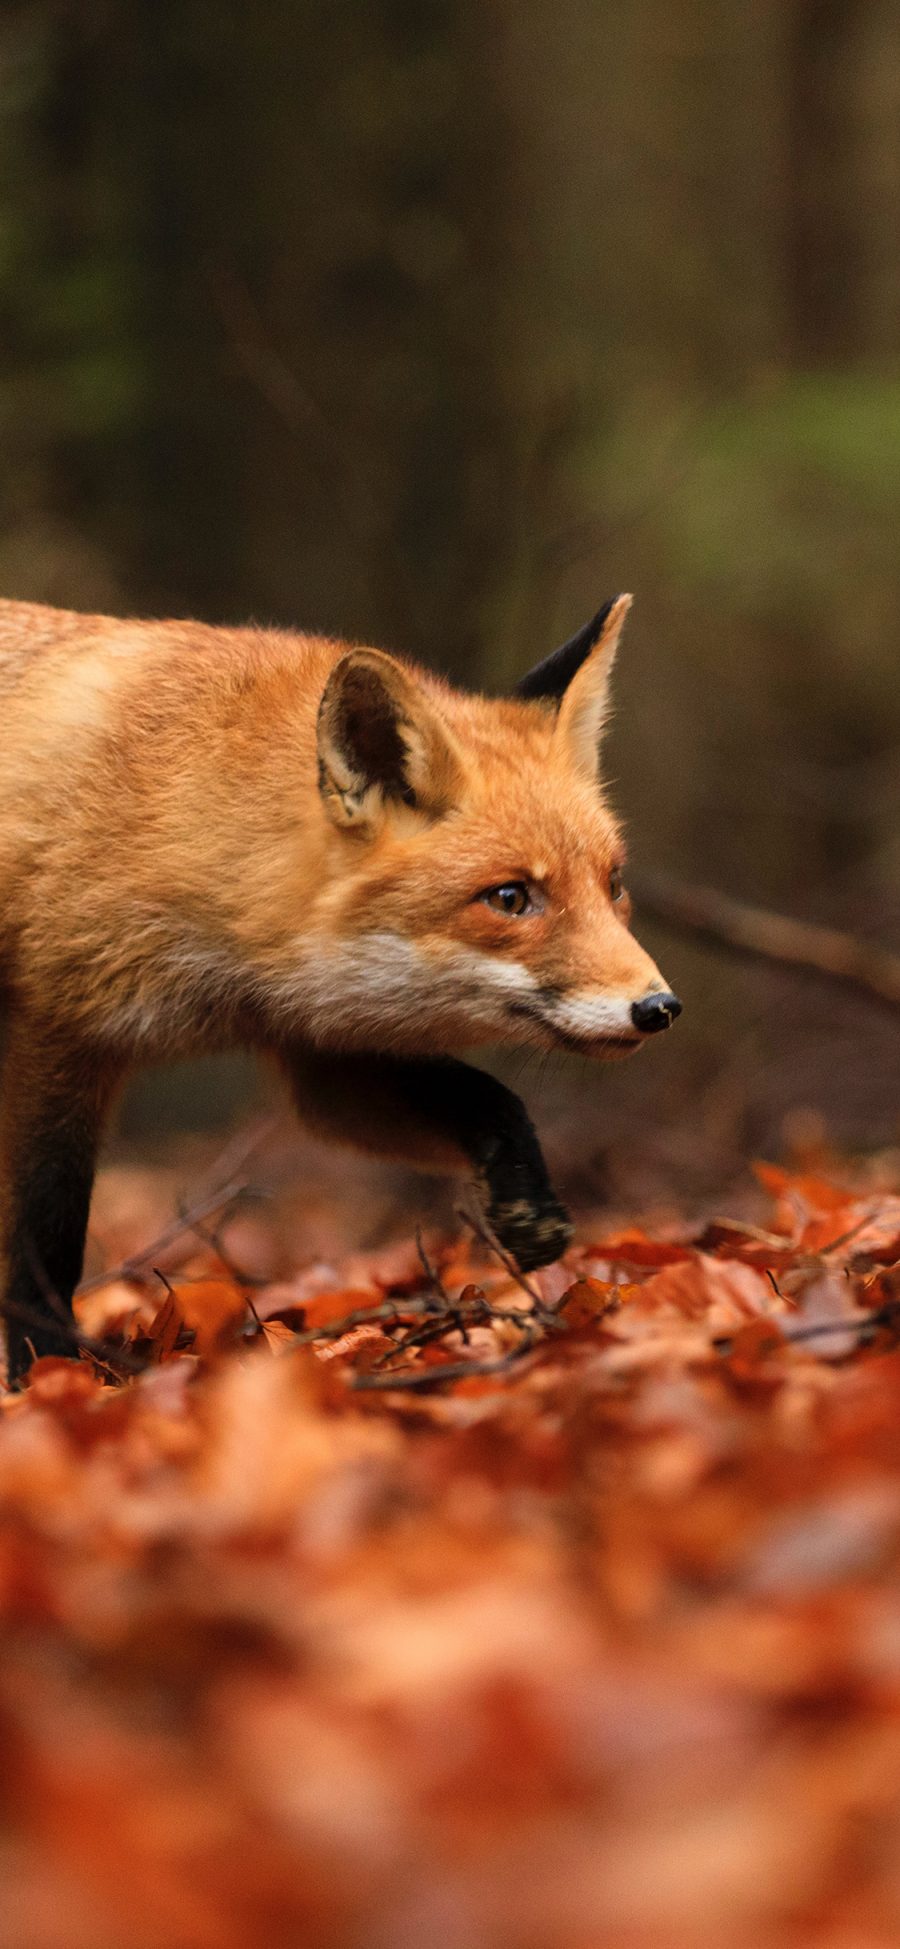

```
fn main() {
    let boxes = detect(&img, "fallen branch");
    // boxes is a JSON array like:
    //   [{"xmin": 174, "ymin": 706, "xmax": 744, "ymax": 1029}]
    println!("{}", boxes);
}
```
[
  {"xmin": 350, "ymin": 1336, "xmax": 540, "ymax": 1391},
  {"xmin": 714, "ymin": 1294, "xmax": 900, "ymax": 1359},
  {"xmin": 631, "ymin": 870, "xmax": 900, "ymax": 1014}
]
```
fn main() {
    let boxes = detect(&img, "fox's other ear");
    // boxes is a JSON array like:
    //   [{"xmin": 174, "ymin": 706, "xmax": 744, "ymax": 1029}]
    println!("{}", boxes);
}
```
[
  {"xmin": 551, "ymin": 593, "xmax": 632, "ymax": 781},
  {"xmin": 317, "ymin": 649, "xmax": 462, "ymax": 831},
  {"xmin": 515, "ymin": 595, "xmax": 627, "ymax": 703}
]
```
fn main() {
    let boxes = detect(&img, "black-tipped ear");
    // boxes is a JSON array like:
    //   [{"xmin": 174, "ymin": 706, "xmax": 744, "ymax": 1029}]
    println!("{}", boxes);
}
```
[{"xmin": 515, "ymin": 598, "xmax": 619, "ymax": 703}]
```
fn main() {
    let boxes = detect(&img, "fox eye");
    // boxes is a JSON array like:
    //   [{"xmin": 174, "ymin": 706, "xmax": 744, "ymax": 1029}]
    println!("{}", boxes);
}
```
[
  {"xmin": 481, "ymin": 882, "xmax": 533, "ymax": 918},
  {"xmin": 610, "ymin": 866, "xmax": 625, "ymax": 902}
]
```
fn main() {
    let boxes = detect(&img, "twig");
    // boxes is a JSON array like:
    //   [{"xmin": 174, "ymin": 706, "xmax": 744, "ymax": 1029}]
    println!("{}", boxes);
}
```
[
  {"xmin": 456, "ymin": 1201, "xmax": 566, "ymax": 1329},
  {"xmin": 77, "ymin": 1117, "xmax": 278, "ymax": 1296},
  {"xmin": 818, "ymin": 1213, "xmax": 877, "ymax": 1257},
  {"xmin": 338, "ymin": 1213, "xmax": 570, "ymax": 1380},
  {"xmin": 372, "ymin": 1283, "xmax": 502, "ymax": 1366},
  {"xmin": 631, "ymin": 870, "xmax": 900, "ymax": 1015},
  {"xmin": 286, "ymin": 1280, "xmax": 532, "ymax": 1352},
  {"xmin": 181, "ymin": 1207, "xmax": 269, "ymax": 1289},
  {"xmin": 414, "ymin": 1228, "xmax": 453, "ymax": 1308},
  {"xmin": 350, "ymin": 1335, "xmax": 540, "ymax": 1392},
  {"xmin": 288, "ymin": 1293, "xmax": 442, "ymax": 1348},
  {"xmin": 77, "ymin": 1175, "xmax": 262, "ymax": 1295},
  {"xmin": 714, "ymin": 1297, "xmax": 900, "ymax": 1357},
  {"xmin": 244, "ymin": 1291, "xmax": 265, "ymax": 1338},
  {"xmin": 784, "ymin": 1305, "xmax": 900, "ymax": 1347},
  {"xmin": 373, "ymin": 1315, "xmax": 466, "ymax": 1366},
  {"xmin": 151, "ymin": 1268, "xmax": 178, "ymax": 1300}
]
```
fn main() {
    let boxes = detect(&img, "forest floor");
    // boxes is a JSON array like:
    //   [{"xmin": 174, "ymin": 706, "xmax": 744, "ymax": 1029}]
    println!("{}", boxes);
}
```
[{"xmin": 3, "ymin": 1127, "xmax": 900, "ymax": 1948}]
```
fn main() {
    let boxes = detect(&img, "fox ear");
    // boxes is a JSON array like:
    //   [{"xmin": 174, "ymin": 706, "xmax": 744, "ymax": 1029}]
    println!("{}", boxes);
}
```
[
  {"xmin": 516, "ymin": 595, "xmax": 627, "ymax": 704},
  {"xmin": 552, "ymin": 594, "xmax": 632, "ymax": 781},
  {"xmin": 317, "ymin": 649, "xmax": 461, "ymax": 831}
]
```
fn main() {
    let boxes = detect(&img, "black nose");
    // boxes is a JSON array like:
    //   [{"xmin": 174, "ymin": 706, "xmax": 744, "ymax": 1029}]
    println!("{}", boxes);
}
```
[{"xmin": 631, "ymin": 990, "xmax": 682, "ymax": 1035}]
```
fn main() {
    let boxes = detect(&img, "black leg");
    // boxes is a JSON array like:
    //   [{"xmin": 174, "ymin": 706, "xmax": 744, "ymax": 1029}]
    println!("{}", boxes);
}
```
[
  {"xmin": 0, "ymin": 1018, "xmax": 115, "ymax": 1386},
  {"xmin": 420, "ymin": 1059, "xmax": 574, "ymax": 1270},
  {"xmin": 282, "ymin": 1048, "xmax": 574, "ymax": 1273}
]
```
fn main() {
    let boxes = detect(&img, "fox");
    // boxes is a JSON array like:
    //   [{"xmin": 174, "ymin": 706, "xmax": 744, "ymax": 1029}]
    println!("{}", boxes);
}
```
[{"xmin": 0, "ymin": 591, "xmax": 680, "ymax": 1384}]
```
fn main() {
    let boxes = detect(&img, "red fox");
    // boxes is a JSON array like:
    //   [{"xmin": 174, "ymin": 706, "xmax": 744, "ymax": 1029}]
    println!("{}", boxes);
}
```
[{"xmin": 0, "ymin": 592, "xmax": 680, "ymax": 1383}]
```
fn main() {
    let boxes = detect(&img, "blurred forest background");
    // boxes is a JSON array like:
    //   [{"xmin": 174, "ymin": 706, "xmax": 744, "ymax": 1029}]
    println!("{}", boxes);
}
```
[{"xmin": 2, "ymin": 0, "xmax": 900, "ymax": 1217}]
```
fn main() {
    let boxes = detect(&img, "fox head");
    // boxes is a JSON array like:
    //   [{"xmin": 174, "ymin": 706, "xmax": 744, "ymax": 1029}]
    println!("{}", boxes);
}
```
[{"xmin": 304, "ymin": 596, "xmax": 681, "ymax": 1057}]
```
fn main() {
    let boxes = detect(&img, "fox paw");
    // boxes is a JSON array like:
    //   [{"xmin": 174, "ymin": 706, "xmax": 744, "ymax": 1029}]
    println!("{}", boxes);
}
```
[{"xmin": 484, "ymin": 1195, "xmax": 574, "ymax": 1273}]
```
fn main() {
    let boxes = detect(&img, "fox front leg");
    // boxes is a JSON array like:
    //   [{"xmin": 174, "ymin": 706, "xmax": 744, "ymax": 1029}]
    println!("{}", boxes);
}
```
[
  {"xmin": 281, "ymin": 1048, "xmax": 573, "ymax": 1273},
  {"xmin": 0, "ymin": 1016, "xmax": 116, "ymax": 1386}
]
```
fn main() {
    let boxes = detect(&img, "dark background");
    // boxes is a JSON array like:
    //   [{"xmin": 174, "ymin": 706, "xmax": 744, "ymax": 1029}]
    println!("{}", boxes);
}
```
[{"xmin": 3, "ymin": 0, "xmax": 900, "ymax": 1211}]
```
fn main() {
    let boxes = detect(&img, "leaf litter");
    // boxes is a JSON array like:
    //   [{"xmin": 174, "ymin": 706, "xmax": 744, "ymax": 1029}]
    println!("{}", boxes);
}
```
[{"xmin": 4, "ymin": 1151, "xmax": 900, "ymax": 1945}]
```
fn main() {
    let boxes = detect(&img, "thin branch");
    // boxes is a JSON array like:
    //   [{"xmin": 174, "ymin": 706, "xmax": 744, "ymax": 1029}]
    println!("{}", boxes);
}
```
[
  {"xmin": 77, "ymin": 1176, "xmax": 262, "ymax": 1295},
  {"xmin": 714, "ymin": 1296, "xmax": 900, "ymax": 1358},
  {"xmin": 285, "ymin": 1291, "xmax": 442, "ymax": 1350},
  {"xmin": 77, "ymin": 1117, "xmax": 278, "ymax": 1296},
  {"xmin": 350, "ymin": 1335, "xmax": 540, "ymax": 1392},
  {"xmin": 244, "ymin": 1290, "xmax": 266, "ymax": 1339},
  {"xmin": 373, "ymin": 1316, "xmax": 465, "ymax": 1365},
  {"xmin": 631, "ymin": 870, "xmax": 900, "ymax": 1015},
  {"xmin": 181, "ymin": 1207, "xmax": 269, "ymax": 1289},
  {"xmin": 414, "ymin": 1227, "xmax": 453, "ymax": 1308},
  {"xmin": 286, "ymin": 1279, "xmax": 533, "ymax": 1352},
  {"xmin": 456, "ymin": 1201, "xmax": 568, "ymax": 1330}
]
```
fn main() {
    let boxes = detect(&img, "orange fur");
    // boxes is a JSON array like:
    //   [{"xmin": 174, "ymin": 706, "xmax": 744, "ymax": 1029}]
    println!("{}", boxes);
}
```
[{"xmin": 0, "ymin": 596, "xmax": 677, "ymax": 1381}]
